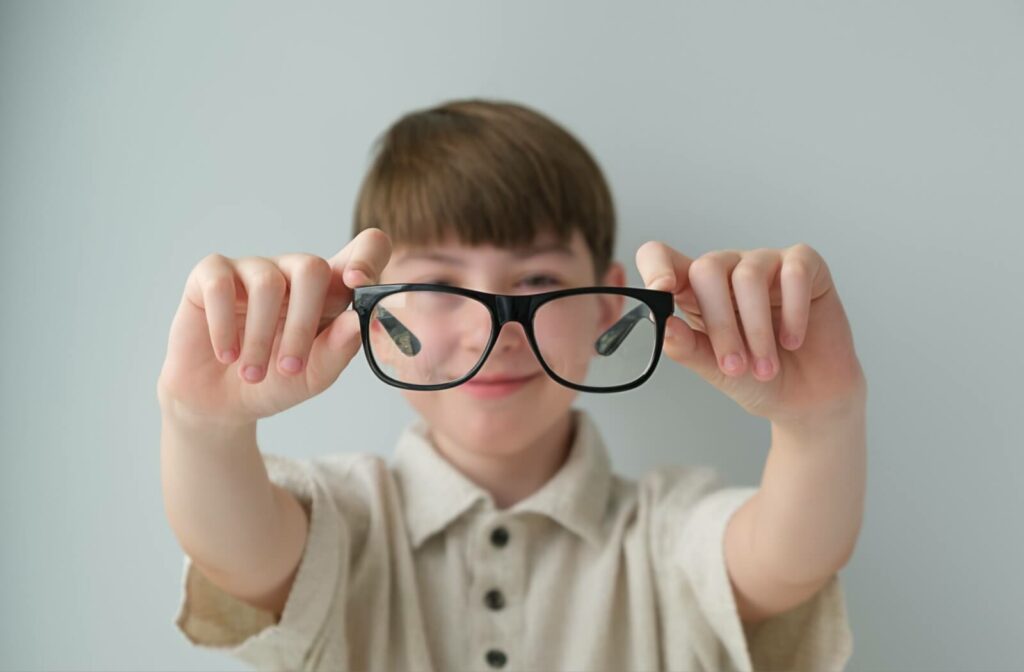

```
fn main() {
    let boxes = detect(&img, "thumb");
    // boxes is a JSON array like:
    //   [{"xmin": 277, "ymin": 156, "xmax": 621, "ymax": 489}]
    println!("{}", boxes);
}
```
[
  {"xmin": 305, "ymin": 309, "xmax": 363, "ymax": 395},
  {"xmin": 646, "ymin": 273, "xmax": 677, "ymax": 293},
  {"xmin": 661, "ymin": 315, "xmax": 729, "ymax": 386}
]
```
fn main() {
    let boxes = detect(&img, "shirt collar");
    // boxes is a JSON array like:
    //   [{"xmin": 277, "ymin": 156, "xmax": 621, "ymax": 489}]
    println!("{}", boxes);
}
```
[{"xmin": 390, "ymin": 408, "xmax": 612, "ymax": 551}]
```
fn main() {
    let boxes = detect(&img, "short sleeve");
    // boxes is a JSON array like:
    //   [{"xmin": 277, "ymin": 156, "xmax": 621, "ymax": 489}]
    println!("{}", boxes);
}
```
[
  {"xmin": 173, "ymin": 452, "xmax": 346, "ymax": 671},
  {"xmin": 676, "ymin": 485, "xmax": 854, "ymax": 672}
]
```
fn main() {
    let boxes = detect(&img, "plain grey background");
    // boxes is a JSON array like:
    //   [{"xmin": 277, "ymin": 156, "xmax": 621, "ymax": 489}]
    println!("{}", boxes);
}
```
[{"xmin": 1, "ymin": 1, "xmax": 1021, "ymax": 670}]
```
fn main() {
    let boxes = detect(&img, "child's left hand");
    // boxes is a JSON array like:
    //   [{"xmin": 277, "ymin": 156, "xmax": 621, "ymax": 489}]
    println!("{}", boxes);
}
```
[{"xmin": 635, "ymin": 242, "xmax": 866, "ymax": 424}]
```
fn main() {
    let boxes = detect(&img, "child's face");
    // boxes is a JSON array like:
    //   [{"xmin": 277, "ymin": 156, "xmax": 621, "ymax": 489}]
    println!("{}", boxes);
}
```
[{"xmin": 377, "ymin": 228, "xmax": 626, "ymax": 455}]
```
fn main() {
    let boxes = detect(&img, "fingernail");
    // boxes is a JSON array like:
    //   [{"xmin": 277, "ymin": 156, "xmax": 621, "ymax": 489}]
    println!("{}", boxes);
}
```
[
  {"xmin": 755, "ymin": 358, "xmax": 773, "ymax": 377},
  {"xmin": 724, "ymin": 353, "xmax": 743, "ymax": 373},
  {"xmin": 650, "ymin": 276, "xmax": 674, "ymax": 291},
  {"xmin": 346, "ymin": 269, "xmax": 369, "ymax": 285},
  {"xmin": 243, "ymin": 365, "xmax": 263, "ymax": 382},
  {"xmin": 783, "ymin": 333, "xmax": 800, "ymax": 349},
  {"xmin": 221, "ymin": 349, "xmax": 237, "ymax": 363},
  {"xmin": 280, "ymin": 356, "xmax": 302, "ymax": 373}
]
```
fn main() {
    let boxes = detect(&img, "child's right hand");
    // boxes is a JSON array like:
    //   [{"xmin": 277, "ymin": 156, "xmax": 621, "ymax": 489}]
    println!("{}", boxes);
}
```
[{"xmin": 157, "ymin": 228, "xmax": 392, "ymax": 427}]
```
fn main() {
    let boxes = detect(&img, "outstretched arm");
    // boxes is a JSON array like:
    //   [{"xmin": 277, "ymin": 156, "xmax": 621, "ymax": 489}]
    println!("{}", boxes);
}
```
[
  {"xmin": 725, "ymin": 399, "xmax": 866, "ymax": 624},
  {"xmin": 634, "ymin": 240, "xmax": 868, "ymax": 625}
]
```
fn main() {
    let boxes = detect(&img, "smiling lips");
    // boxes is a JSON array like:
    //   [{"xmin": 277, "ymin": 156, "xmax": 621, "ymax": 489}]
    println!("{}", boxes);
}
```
[
  {"xmin": 461, "ymin": 372, "xmax": 541, "ymax": 399},
  {"xmin": 470, "ymin": 373, "xmax": 538, "ymax": 384}
]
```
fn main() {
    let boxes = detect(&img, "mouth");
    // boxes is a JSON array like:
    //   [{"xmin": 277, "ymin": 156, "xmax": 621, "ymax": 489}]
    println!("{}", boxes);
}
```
[{"xmin": 461, "ymin": 372, "xmax": 542, "ymax": 399}]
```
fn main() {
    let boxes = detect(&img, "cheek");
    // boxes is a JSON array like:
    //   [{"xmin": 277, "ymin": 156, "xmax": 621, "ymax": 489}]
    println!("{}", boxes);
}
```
[
  {"xmin": 370, "ymin": 310, "xmax": 490, "ymax": 384},
  {"xmin": 368, "ymin": 320, "xmax": 393, "ymax": 362},
  {"xmin": 528, "ymin": 294, "xmax": 635, "ymax": 387},
  {"xmin": 532, "ymin": 297, "xmax": 603, "ymax": 377}
]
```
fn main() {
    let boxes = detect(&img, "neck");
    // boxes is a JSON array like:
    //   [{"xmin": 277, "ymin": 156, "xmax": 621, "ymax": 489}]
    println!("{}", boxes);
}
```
[{"xmin": 429, "ymin": 411, "xmax": 577, "ymax": 509}]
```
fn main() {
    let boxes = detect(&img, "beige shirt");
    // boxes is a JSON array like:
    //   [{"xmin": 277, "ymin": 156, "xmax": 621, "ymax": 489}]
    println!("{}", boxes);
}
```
[{"xmin": 174, "ymin": 408, "xmax": 853, "ymax": 671}]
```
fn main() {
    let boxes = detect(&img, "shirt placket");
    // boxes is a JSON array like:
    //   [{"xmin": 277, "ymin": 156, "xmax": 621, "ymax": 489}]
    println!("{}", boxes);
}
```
[{"xmin": 466, "ymin": 512, "xmax": 527, "ymax": 671}]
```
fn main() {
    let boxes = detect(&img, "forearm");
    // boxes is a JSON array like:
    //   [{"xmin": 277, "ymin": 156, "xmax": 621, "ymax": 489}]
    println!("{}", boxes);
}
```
[
  {"xmin": 160, "ymin": 406, "xmax": 293, "ymax": 579},
  {"xmin": 751, "ymin": 396, "xmax": 867, "ymax": 586}
]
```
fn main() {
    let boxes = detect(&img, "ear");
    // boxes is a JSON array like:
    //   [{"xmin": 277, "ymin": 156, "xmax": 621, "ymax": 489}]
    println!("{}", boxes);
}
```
[
  {"xmin": 597, "ymin": 261, "xmax": 628, "ymax": 329},
  {"xmin": 599, "ymin": 261, "xmax": 627, "ymax": 287}
]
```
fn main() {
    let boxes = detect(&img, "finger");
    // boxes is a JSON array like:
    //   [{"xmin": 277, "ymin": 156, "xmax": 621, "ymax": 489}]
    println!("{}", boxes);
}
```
[
  {"xmin": 344, "ymin": 228, "xmax": 393, "ymax": 287},
  {"xmin": 635, "ymin": 240, "xmax": 694, "ymax": 294},
  {"xmin": 273, "ymin": 254, "xmax": 332, "ymax": 377},
  {"xmin": 304, "ymin": 308, "xmax": 364, "ymax": 396},
  {"xmin": 779, "ymin": 247, "xmax": 816, "ymax": 350},
  {"xmin": 321, "ymin": 228, "xmax": 393, "ymax": 329},
  {"xmin": 231, "ymin": 257, "xmax": 288, "ymax": 384},
  {"xmin": 732, "ymin": 250, "xmax": 782, "ymax": 380},
  {"xmin": 661, "ymin": 314, "xmax": 733, "ymax": 388},
  {"xmin": 186, "ymin": 254, "xmax": 242, "ymax": 365},
  {"xmin": 328, "ymin": 227, "xmax": 393, "ymax": 290},
  {"xmin": 687, "ymin": 251, "xmax": 747, "ymax": 376}
]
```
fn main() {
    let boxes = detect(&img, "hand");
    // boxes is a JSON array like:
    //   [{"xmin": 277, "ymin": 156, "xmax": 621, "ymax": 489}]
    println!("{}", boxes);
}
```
[
  {"xmin": 156, "ymin": 228, "xmax": 393, "ymax": 426},
  {"xmin": 635, "ymin": 242, "xmax": 866, "ymax": 424}
]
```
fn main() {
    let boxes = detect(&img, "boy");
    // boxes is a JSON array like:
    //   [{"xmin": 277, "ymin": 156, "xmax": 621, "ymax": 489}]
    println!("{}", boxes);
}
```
[{"xmin": 159, "ymin": 99, "xmax": 866, "ymax": 671}]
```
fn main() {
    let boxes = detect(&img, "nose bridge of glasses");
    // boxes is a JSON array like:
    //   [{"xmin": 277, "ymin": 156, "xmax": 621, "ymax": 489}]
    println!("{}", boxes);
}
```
[{"xmin": 494, "ymin": 294, "xmax": 534, "ymax": 328}]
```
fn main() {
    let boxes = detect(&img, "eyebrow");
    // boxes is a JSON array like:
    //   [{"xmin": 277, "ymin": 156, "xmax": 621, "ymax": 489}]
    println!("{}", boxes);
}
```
[{"xmin": 395, "ymin": 243, "xmax": 574, "ymax": 266}]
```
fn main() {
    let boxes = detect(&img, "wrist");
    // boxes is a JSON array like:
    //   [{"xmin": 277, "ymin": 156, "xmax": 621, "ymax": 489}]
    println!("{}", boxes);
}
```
[
  {"xmin": 770, "ymin": 392, "xmax": 867, "ymax": 439},
  {"xmin": 159, "ymin": 396, "xmax": 257, "ymax": 440}
]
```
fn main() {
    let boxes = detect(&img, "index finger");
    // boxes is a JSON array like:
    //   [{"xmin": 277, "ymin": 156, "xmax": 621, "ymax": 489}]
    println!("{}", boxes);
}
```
[
  {"xmin": 277, "ymin": 228, "xmax": 394, "ymax": 336},
  {"xmin": 635, "ymin": 241, "xmax": 694, "ymax": 296},
  {"xmin": 328, "ymin": 227, "xmax": 393, "ymax": 288}
]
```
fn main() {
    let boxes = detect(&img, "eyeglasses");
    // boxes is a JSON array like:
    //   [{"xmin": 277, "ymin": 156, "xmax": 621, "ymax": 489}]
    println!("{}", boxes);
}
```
[{"xmin": 352, "ymin": 284, "xmax": 674, "ymax": 393}]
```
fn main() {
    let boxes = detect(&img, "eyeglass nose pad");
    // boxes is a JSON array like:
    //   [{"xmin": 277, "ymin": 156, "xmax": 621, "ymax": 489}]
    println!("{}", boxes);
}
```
[
  {"xmin": 493, "ymin": 321, "xmax": 530, "ymax": 349},
  {"xmin": 491, "ymin": 296, "xmax": 533, "ymax": 351}
]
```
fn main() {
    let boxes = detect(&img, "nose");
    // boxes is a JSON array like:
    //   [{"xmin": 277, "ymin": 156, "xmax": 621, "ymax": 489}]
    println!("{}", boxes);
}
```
[
  {"xmin": 459, "ymin": 304, "xmax": 494, "ymax": 352},
  {"xmin": 491, "ymin": 321, "xmax": 529, "ymax": 354}
]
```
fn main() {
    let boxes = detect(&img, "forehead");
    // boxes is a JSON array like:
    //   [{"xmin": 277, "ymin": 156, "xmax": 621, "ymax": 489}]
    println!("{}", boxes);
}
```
[{"xmin": 390, "ymin": 228, "xmax": 587, "ymax": 265}]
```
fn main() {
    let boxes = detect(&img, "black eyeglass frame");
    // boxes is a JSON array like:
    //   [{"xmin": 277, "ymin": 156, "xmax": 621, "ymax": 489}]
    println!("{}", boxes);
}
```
[{"xmin": 352, "ymin": 283, "xmax": 675, "ymax": 393}]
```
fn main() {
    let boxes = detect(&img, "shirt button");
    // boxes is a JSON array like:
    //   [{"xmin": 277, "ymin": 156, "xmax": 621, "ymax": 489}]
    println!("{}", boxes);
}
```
[
  {"xmin": 490, "ymin": 526, "xmax": 510, "ymax": 547},
  {"xmin": 485, "ymin": 649, "xmax": 507, "ymax": 668},
  {"xmin": 484, "ymin": 589, "xmax": 506, "ymax": 610}
]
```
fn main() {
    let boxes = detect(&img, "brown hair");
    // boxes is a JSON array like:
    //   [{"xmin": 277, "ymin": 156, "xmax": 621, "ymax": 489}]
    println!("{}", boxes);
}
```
[{"xmin": 352, "ymin": 99, "xmax": 616, "ymax": 280}]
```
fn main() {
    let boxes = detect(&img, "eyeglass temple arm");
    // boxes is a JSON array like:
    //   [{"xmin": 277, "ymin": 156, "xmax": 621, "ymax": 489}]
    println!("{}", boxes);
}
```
[
  {"xmin": 594, "ymin": 304, "xmax": 654, "ymax": 356},
  {"xmin": 376, "ymin": 306, "xmax": 422, "ymax": 356}
]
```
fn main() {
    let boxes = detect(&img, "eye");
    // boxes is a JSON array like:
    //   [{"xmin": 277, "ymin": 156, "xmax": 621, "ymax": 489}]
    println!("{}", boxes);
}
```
[{"xmin": 519, "ymin": 274, "xmax": 561, "ymax": 288}]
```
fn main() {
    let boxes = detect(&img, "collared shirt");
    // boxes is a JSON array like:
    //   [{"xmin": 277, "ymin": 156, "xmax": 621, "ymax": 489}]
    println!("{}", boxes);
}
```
[{"xmin": 174, "ymin": 408, "xmax": 853, "ymax": 671}]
